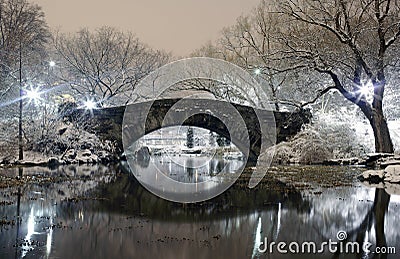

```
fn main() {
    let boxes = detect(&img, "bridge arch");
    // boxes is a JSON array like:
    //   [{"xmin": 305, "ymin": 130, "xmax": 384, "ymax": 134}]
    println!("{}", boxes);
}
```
[
  {"xmin": 122, "ymin": 98, "xmax": 262, "ymax": 164},
  {"xmin": 127, "ymin": 114, "xmax": 257, "ymax": 162},
  {"xmin": 80, "ymin": 98, "xmax": 311, "ymax": 164}
]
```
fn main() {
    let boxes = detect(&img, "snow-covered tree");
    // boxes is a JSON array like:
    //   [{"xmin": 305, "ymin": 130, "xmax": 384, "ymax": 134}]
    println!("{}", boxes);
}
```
[
  {"xmin": 54, "ymin": 27, "xmax": 170, "ymax": 106},
  {"xmin": 0, "ymin": 0, "xmax": 50, "ymax": 159},
  {"xmin": 273, "ymin": 0, "xmax": 400, "ymax": 153}
]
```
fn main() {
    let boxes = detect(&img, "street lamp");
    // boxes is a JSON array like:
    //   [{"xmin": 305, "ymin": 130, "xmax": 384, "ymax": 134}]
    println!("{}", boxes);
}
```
[
  {"xmin": 254, "ymin": 68, "xmax": 261, "ymax": 75},
  {"xmin": 25, "ymin": 86, "xmax": 41, "ymax": 102},
  {"xmin": 49, "ymin": 61, "xmax": 55, "ymax": 67},
  {"xmin": 25, "ymin": 86, "xmax": 43, "ymax": 106},
  {"xmin": 83, "ymin": 99, "xmax": 97, "ymax": 110},
  {"xmin": 358, "ymin": 81, "xmax": 374, "ymax": 101}
]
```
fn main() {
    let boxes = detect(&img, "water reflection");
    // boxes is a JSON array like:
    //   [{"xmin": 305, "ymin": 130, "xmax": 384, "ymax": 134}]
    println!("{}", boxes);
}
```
[
  {"xmin": 0, "ymin": 163, "xmax": 399, "ymax": 258},
  {"xmin": 131, "ymin": 156, "xmax": 243, "ymax": 184},
  {"xmin": 127, "ymin": 156, "xmax": 245, "ymax": 202}
]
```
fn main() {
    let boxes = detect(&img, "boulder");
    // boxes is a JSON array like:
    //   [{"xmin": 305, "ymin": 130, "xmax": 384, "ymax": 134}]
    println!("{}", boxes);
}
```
[
  {"xmin": 358, "ymin": 170, "xmax": 385, "ymax": 183},
  {"xmin": 365, "ymin": 153, "xmax": 394, "ymax": 166},
  {"xmin": 65, "ymin": 149, "xmax": 76, "ymax": 159},
  {"xmin": 384, "ymin": 165, "xmax": 400, "ymax": 183},
  {"xmin": 75, "ymin": 150, "xmax": 98, "ymax": 164},
  {"xmin": 0, "ymin": 155, "xmax": 16, "ymax": 165},
  {"xmin": 379, "ymin": 155, "xmax": 400, "ymax": 168},
  {"xmin": 80, "ymin": 149, "xmax": 92, "ymax": 157},
  {"xmin": 96, "ymin": 150, "xmax": 116, "ymax": 164},
  {"xmin": 48, "ymin": 157, "xmax": 60, "ymax": 166}
]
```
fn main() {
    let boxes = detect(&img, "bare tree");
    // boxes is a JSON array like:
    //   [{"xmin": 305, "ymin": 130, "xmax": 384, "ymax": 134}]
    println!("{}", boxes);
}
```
[
  {"xmin": 0, "ymin": 0, "xmax": 50, "ymax": 159},
  {"xmin": 191, "ymin": 1, "xmax": 293, "ymax": 110},
  {"xmin": 271, "ymin": 0, "xmax": 400, "ymax": 153},
  {"xmin": 54, "ymin": 27, "xmax": 170, "ymax": 106}
]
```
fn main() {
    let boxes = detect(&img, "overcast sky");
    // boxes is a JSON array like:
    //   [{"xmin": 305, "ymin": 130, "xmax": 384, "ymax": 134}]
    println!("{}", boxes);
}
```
[{"xmin": 31, "ymin": 0, "xmax": 260, "ymax": 56}]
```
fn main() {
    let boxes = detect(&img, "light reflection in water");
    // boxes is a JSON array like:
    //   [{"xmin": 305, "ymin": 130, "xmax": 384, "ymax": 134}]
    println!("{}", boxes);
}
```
[
  {"xmin": 146, "ymin": 156, "xmax": 244, "ymax": 184},
  {"xmin": 21, "ymin": 208, "xmax": 35, "ymax": 258},
  {"xmin": 0, "ymin": 164, "xmax": 399, "ymax": 258},
  {"xmin": 46, "ymin": 217, "xmax": 53, "ymax": 257},
  {"xmin": 251, "ymin": 217, "xmax": 262, "ymax": 259},
  {"xmin": 276, "ymin": 202, "xmax": 281, "ymax": 239}
]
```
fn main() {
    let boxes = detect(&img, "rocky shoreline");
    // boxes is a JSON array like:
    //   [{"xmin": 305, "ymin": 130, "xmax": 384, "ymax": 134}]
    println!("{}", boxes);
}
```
[
  {"xmin": 0, "ymin": 149, "xmax": 119, "ymax": 168},
  {"xmin": 357, "ymin": 153, "xmax": 400, "ymax": 184},
  {"xmin": 2, "ymin": 149, "xmax": 400, "ymax": 188}
]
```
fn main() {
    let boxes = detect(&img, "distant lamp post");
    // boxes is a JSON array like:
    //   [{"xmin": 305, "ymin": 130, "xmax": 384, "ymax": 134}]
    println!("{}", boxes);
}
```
[
  {"xmin": 83, "ymin": 99, "xmax": 97, "ymax": 110},
  {"xmin": 25, "ymin": 86, "xmax": 41, "ymax": 102}
]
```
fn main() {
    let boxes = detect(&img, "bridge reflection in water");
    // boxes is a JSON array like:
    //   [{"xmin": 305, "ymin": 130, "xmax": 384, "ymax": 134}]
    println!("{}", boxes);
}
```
[
  {"xmin": 0, "ymin": 163, "xmax": 399, "ymax": 259},
  {"xmin": 131, "ymin": 156, "xmax": 244, "ymax": 184}
]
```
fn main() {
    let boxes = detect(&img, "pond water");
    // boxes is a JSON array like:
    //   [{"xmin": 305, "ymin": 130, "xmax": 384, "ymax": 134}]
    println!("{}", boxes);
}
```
[{"xmin": 0, "ymin": 157, "xmax": 399, "ymax": 259}]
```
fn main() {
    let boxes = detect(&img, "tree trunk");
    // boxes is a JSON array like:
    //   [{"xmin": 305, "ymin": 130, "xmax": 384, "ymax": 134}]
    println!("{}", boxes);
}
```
[
  {"xmin": 373, "ymin": 188, "xmax": 390, "ymax": 256},
  {"xmin": 369, "ymin": 108, "xmax": 394, "ymax": 153}
]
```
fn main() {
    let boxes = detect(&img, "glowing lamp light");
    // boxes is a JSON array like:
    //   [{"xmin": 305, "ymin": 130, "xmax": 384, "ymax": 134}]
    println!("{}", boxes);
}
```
[
  {"xmin": 84, "ymin": 99, "xmax": 97, "ymax": 110},
  {"xmin": 358, "ymin": 81, "xmax": 374, "ymax": 98},
  {"xmin": 26, "ymin": 87, "xmax": 41, "ymax": 102},
  {"xmin": 254, "ymin": 68, "xmax": 261, "ymax": 75},
  {"xmin": 359, "ymin": 85, "xmax": 370, "ymax": 96},
  {"xmin": 49, "ymin": 61, "xmax": 56, "ymax": 67}
]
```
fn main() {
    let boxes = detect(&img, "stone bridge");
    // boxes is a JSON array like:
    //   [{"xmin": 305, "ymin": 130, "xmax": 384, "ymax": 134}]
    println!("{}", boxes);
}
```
[{"xmin": 81, "ymin": 98, "xmax": 311, "ymax": 163}]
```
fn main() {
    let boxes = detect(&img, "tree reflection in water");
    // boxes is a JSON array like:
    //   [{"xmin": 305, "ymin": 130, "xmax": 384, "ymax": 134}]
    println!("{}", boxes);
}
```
[
  {"xmin": 0, "ymin": 163, "xmax": 399, "ymax": 258},
  {"xmin": 328, "ymin": 189, "xmax": 391, "ymax": 259}
]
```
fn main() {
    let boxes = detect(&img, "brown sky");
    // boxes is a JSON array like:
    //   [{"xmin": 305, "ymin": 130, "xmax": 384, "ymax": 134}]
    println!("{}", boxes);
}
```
[{"xmin": 31, "ymin": 0, "xmax": 260, "ymax": 56}]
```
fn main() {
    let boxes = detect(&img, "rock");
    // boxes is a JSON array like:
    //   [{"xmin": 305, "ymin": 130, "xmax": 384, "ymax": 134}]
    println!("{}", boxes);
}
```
[
  {"xmin": 0, "ymin": 155, "xmax": 16, "ymax": 165},
  {"xmin": 65, "ymin": 149, "xmax": 76, "ymax": 159},
  {"xmin": 48, "ymin": 157, "xmax": 60, "ymax": 166},
  {"xmin": 384, "ymin": 165, "xmax": 400, "ymax": 183},
  {"xmin": 367, "ymin": 153, "xmax": 395, "ymax": 159},
  {"xmin": 75, "ymin": 149, "xmax": 99, "ymax": 164},
  {"xmin": 358, "ymin": 170, "xmax": 385, "ymax": 183},
  {"xmin": 97, "ymin": 150, "xmax": 115, "ymax": 164},
  {"xmin": 342, "ymin": 157, "xmax": 360, "ymax": 165},
  {"xmin": 90, "ymin": 154, "xmax": 99, "ymax": 163},
  {"xmin": 323, "ymin": 157, "xmax": 364, "ymax": 166},
  {"xmin": 323, "ymin": 159, "xmax": 342, "ymax": 166},
  {"xmin": 365, "ymin": 153, "xmax": 394, "ymax": 166},
  {"xmin": 58, "ymin": 126, "xmax": 68, "ymax": 135},
  {"xmin": 380, "ymin": 159, "xmax": 400, "ymax": 168},
  {"xmin": 120, "ymin": 152, "xmax": 127, "ymax": 161},
  {"xmin": 378, "ymin": 155, "xmax": 400, "ymax": 168},
  {"xmin": 81, "ymin": 149, "xmax": 92, "ymax": 157}
]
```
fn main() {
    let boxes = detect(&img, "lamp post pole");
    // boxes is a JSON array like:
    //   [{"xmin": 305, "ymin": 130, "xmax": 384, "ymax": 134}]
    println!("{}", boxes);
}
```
[{"xmin": 18, "ymin": 41, "xmax": 23, "ymax": 160}]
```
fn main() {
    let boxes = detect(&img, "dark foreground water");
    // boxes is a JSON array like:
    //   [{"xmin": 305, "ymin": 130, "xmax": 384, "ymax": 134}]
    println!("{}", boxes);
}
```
[{"xmin": 0, "ymin": 158, "xmax": 399, "ymax": 259}]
